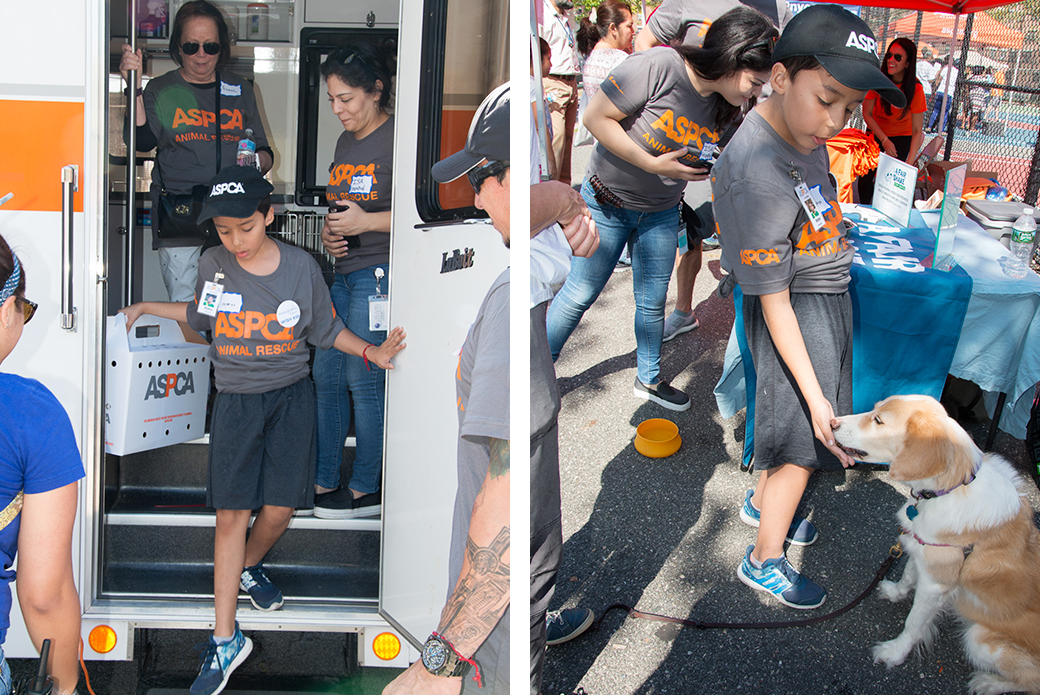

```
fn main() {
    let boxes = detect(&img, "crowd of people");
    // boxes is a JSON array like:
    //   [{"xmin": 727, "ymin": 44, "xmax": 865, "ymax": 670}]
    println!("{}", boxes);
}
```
[{"xmin": 533, "ymin": 1, "xmax": 917, "ymax": 692}]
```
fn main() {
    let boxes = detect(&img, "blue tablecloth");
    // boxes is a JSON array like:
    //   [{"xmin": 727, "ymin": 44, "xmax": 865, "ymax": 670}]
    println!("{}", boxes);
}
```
[{"xmin": 716, "ymin": 205, "xmax": 989, "ymax": 465}]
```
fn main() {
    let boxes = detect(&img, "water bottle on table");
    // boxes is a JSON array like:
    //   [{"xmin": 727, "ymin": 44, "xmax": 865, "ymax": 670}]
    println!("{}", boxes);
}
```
[
  {"xmin": 236, "ymin": 128, "xmax": 257, "ymax": 168},
  {"xmin": 1006, "ymin": 207, "xmax": 1036, "ymax": 279}
]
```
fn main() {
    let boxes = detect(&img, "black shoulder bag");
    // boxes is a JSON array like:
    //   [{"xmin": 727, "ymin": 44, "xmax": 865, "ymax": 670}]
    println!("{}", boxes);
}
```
[{"xmin": 154, "ymin": 72, "xmax": 222, "ymax": 240}]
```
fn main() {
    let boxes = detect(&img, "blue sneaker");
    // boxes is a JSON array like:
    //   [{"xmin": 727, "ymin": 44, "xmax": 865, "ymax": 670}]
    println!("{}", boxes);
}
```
[
  {"xmin": 545, "ymin": 608, "xmax": 594, "ymax": 645},
  {"xmin": 190, "ymin": 624, "xmax": 253, "ymax": 695},
  {"xmin": 739, "ymin": 489, "xmax": 818, "ymax": 546},
  {"xmin": 737, "ymin": 545, "xmax": 826, "ymax": 609},
  {"xmin": 240, "ymin": 562, "xmax": 284, "ymax": 611}
]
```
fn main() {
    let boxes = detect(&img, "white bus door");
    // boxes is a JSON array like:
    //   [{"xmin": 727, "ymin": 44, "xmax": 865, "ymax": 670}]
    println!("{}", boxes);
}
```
[
  {"xmin": 379, "ymin": 0, "xmax": 509, "ymax": 648},
  {"xmin": 0, "ymin": 0, "xmax": 105, "ymax": 659}
]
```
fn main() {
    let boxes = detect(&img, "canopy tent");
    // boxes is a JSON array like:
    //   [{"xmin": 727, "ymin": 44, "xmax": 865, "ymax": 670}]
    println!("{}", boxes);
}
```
[
  {"xmin": 962, "ymin": 49, "xmax": 1009, "ymax": 69},
  {"xmin": 833, "ymin": 0, "xmax": 1023, "ymax": 15},
  {"xmin": 883, "ymin": 10, "xmax": 1023, "ymax": 49}
]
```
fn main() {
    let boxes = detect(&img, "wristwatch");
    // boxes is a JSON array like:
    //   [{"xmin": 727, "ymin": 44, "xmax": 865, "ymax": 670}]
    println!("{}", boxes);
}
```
[{"xmin": 421, "ymin": 634, "xmax": 471, "ymax": 678}]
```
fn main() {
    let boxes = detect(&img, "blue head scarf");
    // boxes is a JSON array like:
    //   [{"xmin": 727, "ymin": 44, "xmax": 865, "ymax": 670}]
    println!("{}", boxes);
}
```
[{"xmin": 0, "ymin": 254, "xmax": 21, "ymax": 305}]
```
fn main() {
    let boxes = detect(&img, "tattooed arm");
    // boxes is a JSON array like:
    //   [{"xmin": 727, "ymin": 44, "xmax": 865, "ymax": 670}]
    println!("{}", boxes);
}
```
[
  {"xmin": 437, "ymin": 437, "xmax": 511, "ymax": 655},
  {"xmin": 382, "ymin": 439, "xmax": 510, "ymax": 695}
]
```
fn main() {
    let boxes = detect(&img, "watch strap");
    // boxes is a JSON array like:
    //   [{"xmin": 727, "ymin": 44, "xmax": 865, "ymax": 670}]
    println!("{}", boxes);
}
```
[
  {"xmin": 124, "ymin": 86, "xmax": 143, "ymax": 98},
  {"xmin": 425, "ymin": 633, "xmax": 481, "ymax": 685}
]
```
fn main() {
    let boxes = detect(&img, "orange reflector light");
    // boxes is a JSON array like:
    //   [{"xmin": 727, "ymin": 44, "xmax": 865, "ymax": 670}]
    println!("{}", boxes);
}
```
[
  {"xmin": 372, "ymin": 632, "xmax": 401, "ymax": 661},
  {"xmin": 88, "ymin": 625, "xmax": 117, "ymax": 654}
]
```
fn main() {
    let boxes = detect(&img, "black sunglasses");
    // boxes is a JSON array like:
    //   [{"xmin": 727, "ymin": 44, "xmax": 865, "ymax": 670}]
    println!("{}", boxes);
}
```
[
  {"xmin": 17, "ymin": 297, "xmax": 37, "ymax": 324},
  {"xmin": 331, "ymin": 48, "xmax": 367, "ymax": 67},
  {"xmin": 182, "ymin": 41, "xmax": 221, "ymax": 56},
  {"xmin": 885, "ymin": 52, "xmax": 905, "ymax": 62},
  {"xmin": 467, "ymin": 160, "xmax": 509, "ymax": 193}
]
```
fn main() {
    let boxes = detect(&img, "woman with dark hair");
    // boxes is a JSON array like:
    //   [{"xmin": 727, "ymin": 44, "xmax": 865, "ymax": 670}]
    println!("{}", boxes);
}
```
[
  {"xmin": 120, "ymin": 0, "xmax": 273, "ymax": 303},
  {"xmin": 858, "ymin": 37, "xmax": 925, "ymax": 204},
  {"xmin": 311, "ymin": 42, "xmax": 397, "ymax": 519},
  {"xmin": 0, "ymin": 235, "xmax": 84, "ymax": 695},
  {"xmin": 577, "ymin": 0, "xmax": 634, "ymax": 102},
  {"xmin": 547, "ymin": 6, "xmax": 777, "ymax": 411}
]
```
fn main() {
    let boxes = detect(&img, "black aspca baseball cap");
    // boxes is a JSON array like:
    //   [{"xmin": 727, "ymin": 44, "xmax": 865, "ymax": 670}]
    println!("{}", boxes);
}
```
[
  {"xmin": 198, "ymin": 166, "xmax": 274, "ymax": 223},
  {"xmin": 772, "ymin": 5, "xmax": 906, "ymax": 108},
  {"xmin": 432, "ymin": 83, "xmax": 510, "ymax": 183}
]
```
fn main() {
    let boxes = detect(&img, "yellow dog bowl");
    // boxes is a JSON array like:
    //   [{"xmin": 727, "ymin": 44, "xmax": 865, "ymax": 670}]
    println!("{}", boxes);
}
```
[{"xmin": 634, "ymin": 418, "xmax": 681, "ymax": 458}]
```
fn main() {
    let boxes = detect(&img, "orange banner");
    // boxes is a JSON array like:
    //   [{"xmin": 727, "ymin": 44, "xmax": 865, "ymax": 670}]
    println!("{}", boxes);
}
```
[{"xmin": 0, "ymin": 100, "xmax": 84, "ymax": 212}]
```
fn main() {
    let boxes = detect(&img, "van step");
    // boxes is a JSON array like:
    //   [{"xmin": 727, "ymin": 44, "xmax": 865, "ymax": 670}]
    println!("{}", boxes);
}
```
[{"xmin": 103, "ymin": 525, "xmax": 378, "ymax": 600}]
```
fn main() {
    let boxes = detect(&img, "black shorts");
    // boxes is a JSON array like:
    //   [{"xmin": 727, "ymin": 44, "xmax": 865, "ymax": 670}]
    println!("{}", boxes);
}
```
[
  {"xmin": 208, "ymin": 378, "xmax": 316, "ymax": 510},
  {"xmin": 744, "ymin": 292, "xmax": 853, "ymax": 472}
]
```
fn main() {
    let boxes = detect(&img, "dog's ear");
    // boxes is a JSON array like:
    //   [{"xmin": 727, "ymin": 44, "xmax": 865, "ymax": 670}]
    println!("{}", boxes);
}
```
[{"xmin": 893, "ymin": 409, "xmax": 954, "ymax": 482}]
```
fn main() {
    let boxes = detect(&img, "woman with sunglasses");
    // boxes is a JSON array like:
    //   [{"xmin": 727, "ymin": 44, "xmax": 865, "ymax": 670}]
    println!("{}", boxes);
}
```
[
  {"xmin": 0, "ymin": 235, "xmax": 84, "ymax": 695},
  {"xmin": 310, "ymin": 42, "xmax": 397, "ymax": 519},
  {"xmin": 857, "ymin": 37, "xmax": 925, "ymax": 205},
  {"xmin": 120, "ymin": 0, "xmax": 273, "ymax": 304},
  {"xmin": 546, "ymin": 6, "xmax": 777, "ymax": 411}
]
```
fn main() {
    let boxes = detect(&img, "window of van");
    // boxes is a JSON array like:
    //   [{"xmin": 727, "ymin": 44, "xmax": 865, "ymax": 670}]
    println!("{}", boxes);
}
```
[{"xmin": 416, "ymin": 0, "xmax": 508, "ymax": 222}]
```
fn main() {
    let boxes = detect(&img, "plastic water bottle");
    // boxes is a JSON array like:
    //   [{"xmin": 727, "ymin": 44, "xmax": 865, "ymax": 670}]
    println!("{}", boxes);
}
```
[
  {"xmin": 1006, "ymin": 207, "xmax": 1036, "ymax": 279},
  {"xmin": 236, "ymin": 128, "xmax": 257, "ymax": 168}
]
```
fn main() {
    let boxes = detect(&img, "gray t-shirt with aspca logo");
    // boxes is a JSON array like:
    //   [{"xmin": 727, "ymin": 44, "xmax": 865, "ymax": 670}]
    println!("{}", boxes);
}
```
[
  {"xmin": 647, "ymin": 0, "xmax": 791, "ymax": 47},
  {"xmin": 187, "ymin": 240, "xmax": 343, "ymax": 394},
  {"xmin": 711, "ymin": 110, "xmax": 853, "ymax": 295},
  {"xmin": 588, "ymin": 47, "xmax": 722, "ymax": 211},
  {"xmin": 326, "ymin": 115, "xmax": 393, "ymax": 276}
]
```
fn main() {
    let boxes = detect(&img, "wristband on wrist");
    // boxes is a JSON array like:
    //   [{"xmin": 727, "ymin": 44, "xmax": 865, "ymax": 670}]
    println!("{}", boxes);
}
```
[
  {"xmin": 362, "ymin": 344, "xmax": 374, "ymax": 371},
  {"xmin": 124, "ymin": 86, "xmax": 143, "ymax": 98}
]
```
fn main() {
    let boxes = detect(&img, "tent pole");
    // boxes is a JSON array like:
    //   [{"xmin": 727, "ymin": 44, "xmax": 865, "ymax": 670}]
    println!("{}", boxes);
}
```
[{"xmin": 937, "ymin": 13, "xmax": 958, "ymax": 155}]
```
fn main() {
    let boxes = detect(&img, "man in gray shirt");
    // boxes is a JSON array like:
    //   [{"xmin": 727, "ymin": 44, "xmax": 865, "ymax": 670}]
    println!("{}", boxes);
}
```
[{"xmin": 382, "ymin": 84, "xmax": 511, "ymax": 695}]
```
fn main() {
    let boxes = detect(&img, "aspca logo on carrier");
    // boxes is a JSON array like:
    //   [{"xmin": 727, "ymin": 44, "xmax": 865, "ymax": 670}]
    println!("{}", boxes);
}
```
[
  {"xmin": 144, "ymin": 372, "xmax": 196, "ymax": 400},
  {"xmin": 210, "ymin": 182, "xmax": 246, "ymax": 196},
  {"xmin": 845, "ymin": 32, "xmax": 878, "ymax": 56}
]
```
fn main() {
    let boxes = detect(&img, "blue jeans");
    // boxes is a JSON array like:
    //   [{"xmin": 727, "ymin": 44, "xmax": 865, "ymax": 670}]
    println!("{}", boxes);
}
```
[
  {"xmin": 0, "ymin": 646, "xmax": 10, "ymax": 695},
  {"xmin": 928, "ymin": 92, "xmax": 952, "ymax": 131},
  {"xmin": 546, "ymin": 180, "xmax": 679, "ymax": 385},
  {"xmin": 312, "ymin": 264, "xmax": 389, "ymax": 494}
]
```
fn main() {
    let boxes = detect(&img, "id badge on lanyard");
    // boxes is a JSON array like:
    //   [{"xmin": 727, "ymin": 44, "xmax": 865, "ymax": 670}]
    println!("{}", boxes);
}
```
[
  {"xmin": 791, "ymin": 170, "xmax": 830, "ymax": 232},
  {"xmin": 198, "ymin": 271, "xmax": 225, "ymax": 317},
  {"xmin": 369, "ymin": 267, "xmax": 388, "ymax": 332}
]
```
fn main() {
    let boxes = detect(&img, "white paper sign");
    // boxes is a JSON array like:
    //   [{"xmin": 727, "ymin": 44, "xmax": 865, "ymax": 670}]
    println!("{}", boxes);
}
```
[{"xmin": 871, "ymin": 152, "xmax": 917, "ymax": 228}]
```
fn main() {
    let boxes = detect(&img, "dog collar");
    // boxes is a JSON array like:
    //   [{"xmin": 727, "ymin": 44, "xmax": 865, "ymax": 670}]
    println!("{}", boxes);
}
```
[{"xmin": 910, "ymin": 458, "xmax": 980, "ymax": 500}]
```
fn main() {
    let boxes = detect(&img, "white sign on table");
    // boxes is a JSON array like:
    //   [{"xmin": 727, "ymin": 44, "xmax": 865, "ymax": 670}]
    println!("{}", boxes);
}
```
[{"xmin": 872, "ymin": 152, "xmax": 917, "ymax": 228}]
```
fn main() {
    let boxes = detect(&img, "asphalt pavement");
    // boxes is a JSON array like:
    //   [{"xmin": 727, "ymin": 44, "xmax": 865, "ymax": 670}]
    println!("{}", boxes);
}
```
[{"xmin": 540, "ymin": 144, "xmax": 1040, "ymax": 695}]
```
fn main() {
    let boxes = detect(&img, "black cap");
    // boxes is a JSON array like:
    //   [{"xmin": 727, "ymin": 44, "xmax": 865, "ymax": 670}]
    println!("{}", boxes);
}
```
[
  {"xmin": 432, "ymin": 83, "xmax": 510, "ymax": 183},
  {"xmin": 198, "ymin": 166, "xmax": 275, "ymax": 223},
  {"xmin": 772, "ymin": 5, "xmax": 906, "ymax": 108}
]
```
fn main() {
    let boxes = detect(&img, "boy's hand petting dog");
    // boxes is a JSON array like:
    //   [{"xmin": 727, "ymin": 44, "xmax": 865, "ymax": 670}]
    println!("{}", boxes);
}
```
[{"xmin": 370, "ymin": 326, "xmax": 407, "ymax": 370}]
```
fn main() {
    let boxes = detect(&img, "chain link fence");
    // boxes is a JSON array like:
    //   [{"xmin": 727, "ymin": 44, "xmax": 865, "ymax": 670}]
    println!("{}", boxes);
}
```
[{"xmin": 857, "ymin": 6, "xmax": 1040, "ymax": 205}]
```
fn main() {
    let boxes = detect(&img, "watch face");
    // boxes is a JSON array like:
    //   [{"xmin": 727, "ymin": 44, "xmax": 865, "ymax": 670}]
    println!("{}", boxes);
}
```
[{"xmin": 422, "ymin": 639, "xmax": 449, "ymax": 672}]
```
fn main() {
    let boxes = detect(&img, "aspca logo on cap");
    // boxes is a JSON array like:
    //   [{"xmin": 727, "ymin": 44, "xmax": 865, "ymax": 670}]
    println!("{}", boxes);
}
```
[
  {"xmin": 210, "ymin": 181, "xmax": 246, "ymax": 196},
  {"xmin": 845, "ymin": 31, "xmax": 878, "ymax": 56}
]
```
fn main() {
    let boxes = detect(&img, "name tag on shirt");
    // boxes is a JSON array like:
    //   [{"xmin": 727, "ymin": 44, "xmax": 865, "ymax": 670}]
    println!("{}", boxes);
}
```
[
  {"xmin": 220, "ymin": 81, "xmax": 241, "ymax": 97},
  {"xmin": 218, "ymin": 292, "xmax": 242, "ymax": 314},
  {"xmin": 350, "ymin": 175, "xmax": 374, "ymax": 195}
]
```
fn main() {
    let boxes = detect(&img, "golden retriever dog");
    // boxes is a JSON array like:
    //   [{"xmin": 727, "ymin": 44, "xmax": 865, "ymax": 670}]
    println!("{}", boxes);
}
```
[{"xmin": 832, "ymin": 395, "xmax": 1040, "ymax": 695}]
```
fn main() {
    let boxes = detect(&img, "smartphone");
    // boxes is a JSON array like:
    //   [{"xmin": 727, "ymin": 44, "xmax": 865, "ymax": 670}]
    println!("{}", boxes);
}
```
[
  {"xmin": 678, "ymin": 147, "xmax": 715, "ymax": 171},
  {"xmin": 328, "ymin": 204, "xmax": 362, "ymax": 249}
]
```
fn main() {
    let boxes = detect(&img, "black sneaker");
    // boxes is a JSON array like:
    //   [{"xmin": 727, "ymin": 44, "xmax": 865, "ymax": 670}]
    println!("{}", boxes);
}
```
[
  {"xmin": 313, "ymin": 487, "xmax": 381, "ymax": 520},
  {"xmin": 633, "ymin": 377, "xmax": 690, "ymax": 411}
]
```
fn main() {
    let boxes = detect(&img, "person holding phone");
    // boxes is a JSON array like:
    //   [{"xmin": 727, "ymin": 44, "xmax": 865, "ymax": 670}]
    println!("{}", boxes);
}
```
[
  {"xmin": 312, "ymin": 42, "xmax": 396, "ymax": 519},
  {"xmin": 546, "ymin": 7, "xmax": 776, "ymax": 411}
]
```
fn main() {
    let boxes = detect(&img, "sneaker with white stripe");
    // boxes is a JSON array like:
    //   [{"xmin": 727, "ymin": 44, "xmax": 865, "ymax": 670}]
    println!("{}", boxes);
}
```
[{"xmin": 737, "ymin": 545, "xmax": 826, "ymax": 609}]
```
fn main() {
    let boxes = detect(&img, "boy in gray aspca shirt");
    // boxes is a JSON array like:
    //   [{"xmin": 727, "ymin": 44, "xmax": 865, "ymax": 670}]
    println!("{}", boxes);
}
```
[
  {"xmin": 119, "ymin": 165, "xmax": 406, "ymax": 695},
  {"xmin": 710, "ymin": 5, "xmax": 906, "ymax": 610}
]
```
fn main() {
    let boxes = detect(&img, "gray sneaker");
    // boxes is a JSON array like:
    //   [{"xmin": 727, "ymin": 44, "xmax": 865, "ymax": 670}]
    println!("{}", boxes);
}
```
[
  {"xmin": 662, "ymin": 310, "xmax": 700, "ymax": 342},
  {"xmin": 701, "ymin": 234, "xmax": 720, "ymax": 250}
]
